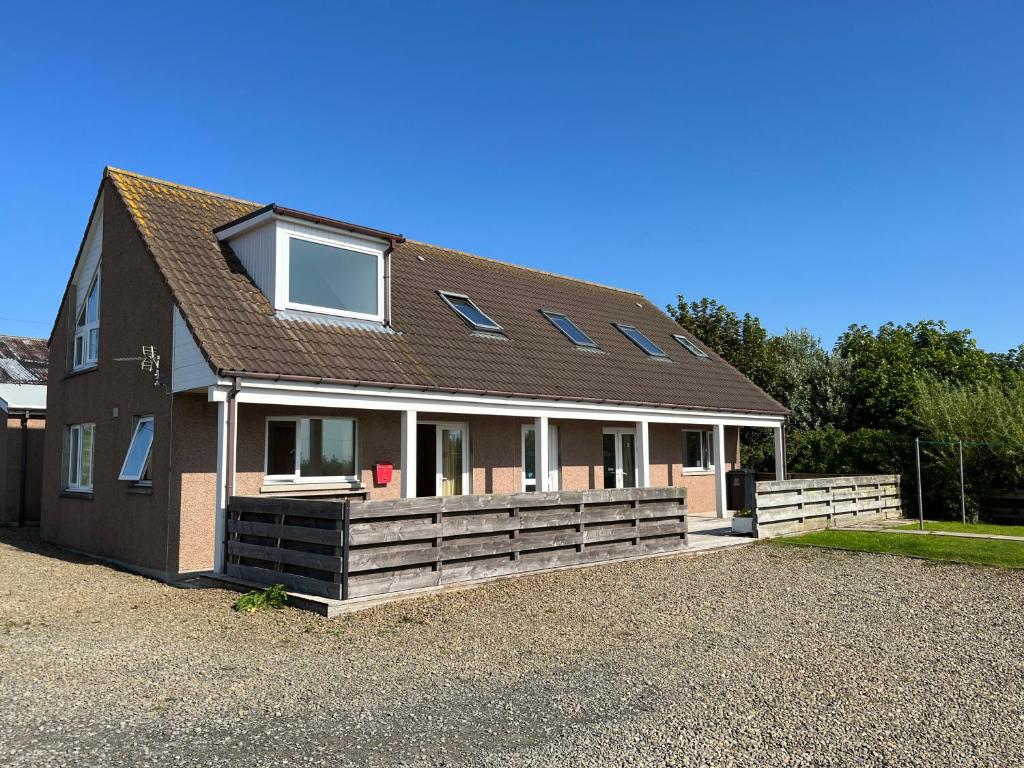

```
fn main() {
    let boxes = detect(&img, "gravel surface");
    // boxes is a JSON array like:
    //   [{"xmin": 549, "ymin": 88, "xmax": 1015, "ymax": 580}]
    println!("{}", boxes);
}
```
[{"xmin": 1, "ymin": 527, "xmax": 1022, "ymax": 767}]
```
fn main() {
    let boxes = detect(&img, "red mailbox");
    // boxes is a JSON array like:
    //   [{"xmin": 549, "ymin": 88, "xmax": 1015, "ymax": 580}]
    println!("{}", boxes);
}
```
[{"xmin": 373, "ymin": 461, "xmax": 394, "ymax": 485}]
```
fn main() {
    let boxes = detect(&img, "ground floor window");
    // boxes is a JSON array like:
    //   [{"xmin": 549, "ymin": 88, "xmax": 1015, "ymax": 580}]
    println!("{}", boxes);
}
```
[
  {"xmin": 65, "ymin": 423, "xmax": 95, "ymax": 492},
  {"xmin": 682, "ymin": 429, "xmax": 714, "ymax": 471},
  {"xmin": 265, "ymin": 417, "xmax": 357, "ymax": 482},
  {"xmin": 119, "ymin": 416, "xmax": 154, "ymax": 484}
]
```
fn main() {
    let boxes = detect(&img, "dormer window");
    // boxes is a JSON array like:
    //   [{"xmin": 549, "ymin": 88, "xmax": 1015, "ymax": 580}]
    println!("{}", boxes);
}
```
[
  {"xmin": 286, "ymin": 236, "xmax": 383, "ymax": 321},
  {"xmin": 73, "ymin": 269, "xmax": 100, "ymax": 370}
]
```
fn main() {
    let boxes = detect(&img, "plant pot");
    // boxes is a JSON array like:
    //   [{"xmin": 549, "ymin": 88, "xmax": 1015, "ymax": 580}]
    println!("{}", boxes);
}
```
[{"xmin": 731, "ymin": 516, "xmax": 753, "ymax": 535}]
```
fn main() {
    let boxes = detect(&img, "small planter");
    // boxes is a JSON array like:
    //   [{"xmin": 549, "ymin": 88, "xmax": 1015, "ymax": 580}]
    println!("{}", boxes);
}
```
[{"xmin": 731, "ymin": 516, "xmax": 754, "ymax": 536}]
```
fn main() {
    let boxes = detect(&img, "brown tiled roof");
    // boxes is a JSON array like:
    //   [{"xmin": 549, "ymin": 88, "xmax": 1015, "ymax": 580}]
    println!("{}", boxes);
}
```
[
  {"xmin": 0, "ymin": 335, "xmax": 47, "ymax": 385},
  {"xmin": 107, "ymin": 168, "xmax": 786, "ymax": 415}
]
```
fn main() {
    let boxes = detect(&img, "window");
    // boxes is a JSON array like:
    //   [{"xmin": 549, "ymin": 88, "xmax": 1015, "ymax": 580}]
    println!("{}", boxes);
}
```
[
  {"xmin": 438, "ymin": 292, "xmax": 503, "ymax": 332},
  {"xmin": 119, "ymin": 416, "xmax": 154, "ymax": 483},
  {"xmin": 614, "ymin": 323, "xmax": 668, "ymax": 358},
  {"xmin": 682, "ymin": 430, "xmax": 714, "ymax": 471},
  {"xmin": 65, "ymin": 423, "xmax": 95, "ymax": 492},
  {"xmin": 265, "ymin": 417, "xmax": 357, "ymax": 482},
  {"xmin": 673, "ymin": 334, "xmax": 710, "ymax": 359},
  {"xmin": 73, "ymin": 270, "xmax": 100, "ymax": 369},
  {"xmin": 541, "ymin": 311, "xmax": 598, "ymax": 348},
  {"xmin": 287, "ymin": 237, "xmax": 381, "ymax": 319}
]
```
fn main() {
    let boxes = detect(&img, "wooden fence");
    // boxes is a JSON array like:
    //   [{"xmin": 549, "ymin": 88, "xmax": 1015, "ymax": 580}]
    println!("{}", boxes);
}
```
[
  {"xmin": 984, "ymin": 491, "xmax": 1024, "ymax": 525},
  {"xmin": 226, "ymin": 487, "xmax": 688, "ymax": 601},
  {"xmin": 753, "ymin": 474, "xmax": 902, "ymax": 539}
]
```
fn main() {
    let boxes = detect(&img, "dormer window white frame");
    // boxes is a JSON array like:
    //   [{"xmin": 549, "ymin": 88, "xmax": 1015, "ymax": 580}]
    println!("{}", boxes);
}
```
[
  {"xmin": 283, "ymin": 233, "xmax": 385, "ymax": 322},
  {"xmin": 73, "ymin": 268, "xmax": 101, "ymax": 370}
]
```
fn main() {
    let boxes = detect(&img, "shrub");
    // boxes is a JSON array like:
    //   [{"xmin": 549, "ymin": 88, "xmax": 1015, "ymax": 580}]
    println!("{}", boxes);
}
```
[{"xmin": 234, "ymin": 584, "xmax": 288, "ymax": 613}]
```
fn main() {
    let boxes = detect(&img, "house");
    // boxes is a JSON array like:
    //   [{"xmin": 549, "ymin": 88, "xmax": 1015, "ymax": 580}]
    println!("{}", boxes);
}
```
[
  {"xmin": 0, "ymin": 335, "xmax": 47, "ymax": 526},
  {"xmin": 42, "ymin": 168, "xmax": 787, "ymax": 581}
]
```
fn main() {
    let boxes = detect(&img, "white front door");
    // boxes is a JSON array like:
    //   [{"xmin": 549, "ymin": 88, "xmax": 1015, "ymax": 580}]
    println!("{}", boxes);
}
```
[
  {"xmin": 435, "ymin": 423, "xmax": 470, "ymax": 496},
  {"xmin": 522, "ymin": 424, "xmax": 560, "ymax": 492},
  {"xmin": 602, "ymin": 428, "xmax": 637, "ymax": 489}
]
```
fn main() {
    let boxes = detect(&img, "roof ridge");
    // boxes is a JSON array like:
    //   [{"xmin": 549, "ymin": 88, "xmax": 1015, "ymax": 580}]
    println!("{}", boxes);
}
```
[
  {"xmin": 405, "ymin": 239, "xmax": 645, "ymax": 297},
  {"xmin": 104, "ymin": 167, "xmax": 263, "ymax": 206},
  {"xmin": 0, "ymin": 334, "xmax": 46, "ymax": 342}
]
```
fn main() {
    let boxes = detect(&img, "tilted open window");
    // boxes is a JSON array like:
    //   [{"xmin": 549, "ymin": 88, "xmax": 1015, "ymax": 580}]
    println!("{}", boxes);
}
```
[
  {"xmin": 614, "ymin": 323, "xmax": 669, "ymax": 358},
  {"xmin": 119, "ymin": 416, "xmax": 154, "ymax": 482},
  {"xmin": 673, "ymin": 333, "xmax": 710, "ymax": 359},
  {"xmin": 541, "ymin": 310, "xmax": 598, "ymax": 348},
  {"xmin": 438, "ymin": 291, "xmax": 503, "ymax": 333}
]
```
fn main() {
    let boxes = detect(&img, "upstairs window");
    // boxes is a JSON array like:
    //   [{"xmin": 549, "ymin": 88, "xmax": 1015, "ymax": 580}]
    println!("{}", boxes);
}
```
[
  {"xmin": 119, "ymin": 416, "xmax": 154, "ymax": 483},
  {"xmin": 614, "ymin": 323, "xmax": 669, "ymax": 358},
  {"xmin": 682, "ymin": 429, "xmax": 714, "ymax": 471},
  {"xmin": 73, "ymin": 270, "xmax": 100, "ymax": 369},
  {"xmin": 541, "ymin": 311, "xmax": 598, "ymax": 348},
  {"xmin": 266, "ymin": 417, "xmax": 357, "ymax": 483},
  {"xmin": 287, "ymin": 237, "xmax": 382, "ymax": 320},
  {"xmin": 438, "ymin": 292, "xmax": 503, "ymax": 332},
  {"xmin": 673, "ymin": 334, "xmax": 710, "ymax": 359},
  {"xmin": 65, "ymin": 423, "xmax": 95, "ymax": 492}
]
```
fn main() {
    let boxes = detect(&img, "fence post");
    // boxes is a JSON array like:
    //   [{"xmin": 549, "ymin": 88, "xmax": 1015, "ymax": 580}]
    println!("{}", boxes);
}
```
[
  {"xmin": 341, "ymin": 501, "xmax": 350, "ymax": 601},
  {"xmin": 915, "ymin": 437, "xmax": 924, "ymax": 531},
  {"xmin": 958, "ymin": 439, "xmax": 966, "ymax": 525}
]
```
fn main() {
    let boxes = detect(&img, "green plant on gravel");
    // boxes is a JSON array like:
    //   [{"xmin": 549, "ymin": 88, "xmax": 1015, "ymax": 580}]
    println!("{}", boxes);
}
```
[{"xmin": 233, "ymin": 584, "xmax": 288, "ymax": 613}]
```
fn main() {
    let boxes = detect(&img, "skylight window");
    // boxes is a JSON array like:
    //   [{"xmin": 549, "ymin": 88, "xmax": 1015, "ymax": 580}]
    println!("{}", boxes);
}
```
[
  {"xmin": 673, "ymin": 334, "xmax": 710, "ymax": 359},
  {"xmin": 541, "ymin": 311, "xmax": 598, "ymax": 348},
  {"xmin": 438, "ymin": 291, "xmax": 503, "ymax": 332},
  {"xmin": 614, "ymin": 324, "xmax": 669, "ymax": 358}
]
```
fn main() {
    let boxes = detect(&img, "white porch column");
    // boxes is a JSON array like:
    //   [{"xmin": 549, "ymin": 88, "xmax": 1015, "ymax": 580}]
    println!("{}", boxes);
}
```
[
  {"xmin": 401, "ymin": 409, "xmax": 417, "ymax": 498},
  {"xmin": 713, "ymin": 423, "xmax": 728, "ymax": 518},
  {"xmin": 535, "ymin": 415, "xmax": 550, "ymax": 492},
  {"xmin": 213, "ymin": 399, "xmax": 233, "ymax": 573},
  {"xmin": 636, "ymin": 420, "xmax": 651, "ymax": 487},
  {"xmin": 773, "ymin": 424, "xmax": 786, "ymax": 481}
]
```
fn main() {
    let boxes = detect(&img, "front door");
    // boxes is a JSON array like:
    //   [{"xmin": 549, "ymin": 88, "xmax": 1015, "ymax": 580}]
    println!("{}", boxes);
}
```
[
  {"xmin": 436, "ymin": 423, "xmax": 469, "ymax": 496},
  {"xmin": 602, "ymin": 429, "xmax": 637, "ymax": 489}
]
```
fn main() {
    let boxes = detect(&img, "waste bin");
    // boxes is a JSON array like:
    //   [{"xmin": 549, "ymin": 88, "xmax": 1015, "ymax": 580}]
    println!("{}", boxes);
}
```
[{"xmin": 726, "ymin": 468, "xmax": 756, "ymax": 512}]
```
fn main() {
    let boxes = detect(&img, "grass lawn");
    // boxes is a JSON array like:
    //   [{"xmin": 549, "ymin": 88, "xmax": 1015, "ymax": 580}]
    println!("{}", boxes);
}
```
[
  {"xmin": 772, "ymin": 529, "xmax": 1024, "ymax": 569},
  {"xmin": 897, "ymin": 520, "xmax": 1024, "ymax": 538}
]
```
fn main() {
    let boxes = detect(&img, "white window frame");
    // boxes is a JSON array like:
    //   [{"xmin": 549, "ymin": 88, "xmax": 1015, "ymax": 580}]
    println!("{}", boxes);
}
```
[
  {"xmin": 264, "ymin": 415, "xmax": 360, "ymax": 484},
  {"xmin": 283, "ymin": 234, "xmax": 385, "ymax": 322},
  {"xmin": 73, "ymin": 268, "xmax": 101, "ymax": 370},
  {"xmin": 681, "ymin": 429, "xmax": 715, "ymax": 473},
  {"xmin": 65, "ymin": 423, "xmax": 96, "ymax": 492},
  {"xmin": 118, "ymin": 415, "xmax": 154, "ymax": 483},
  {"xmin": 521, "ymin": 423, "xmax": 561, "ymax": 492}
]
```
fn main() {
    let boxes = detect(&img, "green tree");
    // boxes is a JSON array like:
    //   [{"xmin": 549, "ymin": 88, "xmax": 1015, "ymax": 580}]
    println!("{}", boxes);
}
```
[
  {"xmin": 774, "ymin": 329, "xmax": 848, "ymax": 431},
  {"xmin": 835, "ymin": 321, "xmax": 995, "ymax": 432}
]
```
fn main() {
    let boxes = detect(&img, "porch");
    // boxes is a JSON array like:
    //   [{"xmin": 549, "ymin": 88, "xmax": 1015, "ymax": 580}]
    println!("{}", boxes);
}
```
[{"xmin": 209, "ymin": 379, "xmax": 786, "ymax": 573}]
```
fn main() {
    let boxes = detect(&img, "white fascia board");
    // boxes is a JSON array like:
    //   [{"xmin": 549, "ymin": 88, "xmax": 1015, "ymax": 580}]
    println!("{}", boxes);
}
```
[{"xmin": 207, "ymin": 379, "xmax": 785, "ymax": 428}]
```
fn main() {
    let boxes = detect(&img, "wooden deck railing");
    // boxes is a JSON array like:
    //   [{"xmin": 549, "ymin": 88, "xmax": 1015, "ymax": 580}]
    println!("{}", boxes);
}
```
[{"xmin": 226, "ymin": 487, "xmax": 688, "ymax": 601}]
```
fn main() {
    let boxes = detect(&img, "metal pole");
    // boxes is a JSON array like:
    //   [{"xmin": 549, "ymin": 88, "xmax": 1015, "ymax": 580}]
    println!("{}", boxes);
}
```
[
  {"xmin": 958, "ymin": 439, "xmax": 966, "ymax": 525},
  {"xmin": 915, "ymin": 437, "xmax": 924, "ymax": 530}
]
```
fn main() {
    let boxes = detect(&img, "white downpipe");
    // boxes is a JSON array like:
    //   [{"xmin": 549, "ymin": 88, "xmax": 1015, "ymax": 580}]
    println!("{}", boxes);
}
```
[
  {"xmin": 714, "ymin": 423, "xmax": 728, "ymax": 518},
  {"xmin": 535, "ymin": 415, "xmax": 550, "ymax": 492},
  {"xmin": 401, "ymin": 409, "xmax": 417, "ymax": 498}
]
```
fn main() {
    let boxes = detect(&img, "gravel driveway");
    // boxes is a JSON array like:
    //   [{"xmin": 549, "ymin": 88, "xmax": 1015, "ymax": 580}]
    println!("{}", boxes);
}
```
[{"xmin": 1, "ymin": 527, "xmax": 1022, "ymax": 767}]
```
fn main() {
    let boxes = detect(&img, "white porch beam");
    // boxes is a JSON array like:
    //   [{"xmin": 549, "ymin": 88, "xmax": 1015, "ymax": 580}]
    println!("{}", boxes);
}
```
[
  {"xmin": 213, "ymin": 400, "xmax": 232, "ymax": 573},
  {"xmin": 214, "ymin": 382, "xmax": 785, "ymax": 429},
  {"xmin": 636, "ymin": 420, "xmax": 651, "ymax": 488},
  {"xmin": 713, "ymin": 423, "xmax": 728, "ymax": 518},
  {"xmin": 401, "ymin": 409, "xmax": 417, "ymax": 498},
  {"xmin": 774, "ymin": 425, "xmax": 786, "ymax": 481},
  {"xmin": 535, "ymin": 415, "xmax": 550, "ymax": 492}
]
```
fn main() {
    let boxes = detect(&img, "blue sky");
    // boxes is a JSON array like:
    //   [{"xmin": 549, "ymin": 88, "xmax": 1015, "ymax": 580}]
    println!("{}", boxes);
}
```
[{"xmin": 1, "ymin": 2, "xmax": 1021, "ymax": 352}]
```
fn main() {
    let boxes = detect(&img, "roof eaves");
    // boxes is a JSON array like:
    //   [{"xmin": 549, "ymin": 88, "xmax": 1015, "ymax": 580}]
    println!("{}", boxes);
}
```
[{"xmin": 213, "ymin": 203, "xmax": 405, "ymax": 244}]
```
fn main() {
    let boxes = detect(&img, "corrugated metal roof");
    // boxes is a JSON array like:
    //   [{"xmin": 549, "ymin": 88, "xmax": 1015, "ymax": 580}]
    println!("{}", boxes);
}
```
[
  {"xmin": 104, "ymin": 168, "xmax": 786, "ymax": 416},
  {"xmin": 0, "ymin": 336, "xmax": 47, "ymax": 384}
]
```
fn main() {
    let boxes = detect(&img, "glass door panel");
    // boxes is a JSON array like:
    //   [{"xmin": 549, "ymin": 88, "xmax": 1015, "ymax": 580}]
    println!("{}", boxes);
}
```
[
  {"xmin": 603, "ymin": 432, "xmax": 618, "ymax": 489},
  {"xmin": 621, "ymin": 433, "xmax": 637, "ymax": 488},
  {"xmin": 441, "ymin": 427, "xmax": 464, "ymax": 496}
]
